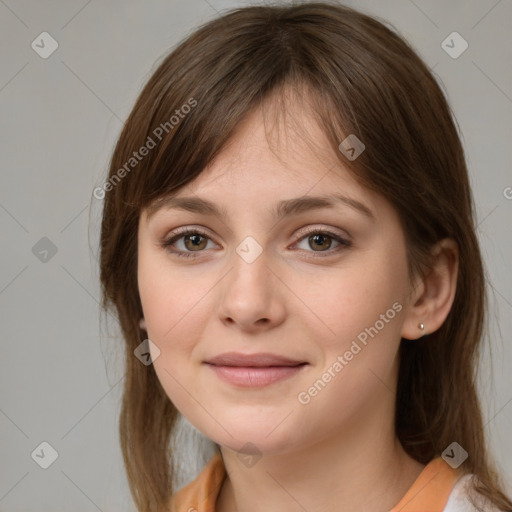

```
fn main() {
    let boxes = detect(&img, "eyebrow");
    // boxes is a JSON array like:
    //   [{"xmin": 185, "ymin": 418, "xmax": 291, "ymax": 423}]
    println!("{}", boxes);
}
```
[{"xmin": 146, "ymin": 193, "xmax": 374, "ymax": 222}]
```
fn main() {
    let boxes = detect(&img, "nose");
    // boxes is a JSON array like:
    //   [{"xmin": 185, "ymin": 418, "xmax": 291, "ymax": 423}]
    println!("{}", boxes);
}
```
[{"xmin": 218, "ymin": 247, "xmax": 286, "ymax": 333}]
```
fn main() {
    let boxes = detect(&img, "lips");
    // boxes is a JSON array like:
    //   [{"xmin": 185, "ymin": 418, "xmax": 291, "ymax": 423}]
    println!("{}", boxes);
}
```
[
  {"xmin": 204, "ymin": 352, "xmax": 308, "ymax": 387},
  {"xmin": 204, "ymin": 352, "xmax": 306, "ymax": 367}
]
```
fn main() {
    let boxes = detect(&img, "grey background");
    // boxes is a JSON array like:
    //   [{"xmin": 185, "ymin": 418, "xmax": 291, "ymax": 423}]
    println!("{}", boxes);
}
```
[{"xmin": 1, "ymin": 0, "xmax": 511, "ymax": 510}]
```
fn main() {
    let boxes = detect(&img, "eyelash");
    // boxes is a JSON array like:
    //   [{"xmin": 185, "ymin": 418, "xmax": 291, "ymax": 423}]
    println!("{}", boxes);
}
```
[{"xmin": 160, "ymin": 227, "xmax": 352, "ymax": 259}]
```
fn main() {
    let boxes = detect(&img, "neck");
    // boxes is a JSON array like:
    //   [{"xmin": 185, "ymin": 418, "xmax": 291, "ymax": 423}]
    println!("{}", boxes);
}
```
[{"xmin": 216, "ymin": 391, "xmax": 425, "ymax": 512}]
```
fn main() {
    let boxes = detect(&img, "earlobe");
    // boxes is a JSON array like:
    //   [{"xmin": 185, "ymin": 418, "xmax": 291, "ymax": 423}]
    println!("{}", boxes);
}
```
[
  {"xmin": 401, "ymin": 238, "xmax": 459, "ymax": 340},
  {"xmin": 401, "ymin": 317, "xmax": 429, "ymax": 341},
  {"xmin": 140, "ymin": 318, "xmax": 147, "ymax": 330}
]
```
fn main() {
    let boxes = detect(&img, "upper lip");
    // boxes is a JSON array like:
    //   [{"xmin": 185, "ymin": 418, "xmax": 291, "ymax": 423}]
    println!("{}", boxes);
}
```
[{"xmin": 204, "ymin": 352, "xmax": 307, "ymax": 367}]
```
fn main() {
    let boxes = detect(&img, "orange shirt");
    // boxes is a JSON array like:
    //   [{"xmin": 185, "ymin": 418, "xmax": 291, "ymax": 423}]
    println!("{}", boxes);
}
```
[{"xmin": 170, "ymin": 453, "xmax": 463, "ymax": 512}]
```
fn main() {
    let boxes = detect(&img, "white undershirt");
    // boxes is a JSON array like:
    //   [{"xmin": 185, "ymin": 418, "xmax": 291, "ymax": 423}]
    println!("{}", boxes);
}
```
[{"xmin": 443, "ymin": 474, "xmax": 501, "ymax": 511}]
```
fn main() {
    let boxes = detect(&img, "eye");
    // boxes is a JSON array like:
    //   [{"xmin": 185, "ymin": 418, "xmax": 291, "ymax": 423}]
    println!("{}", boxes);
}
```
[
  {"xmin": 160, "ymin": 228, "xmax": 217, "ymax": 258},
  {"xmin": 160, "ymin": 227, "xmax": 352, "ymax": 259},
  {"xmin": 292, "ymin": 229, "xmax": 351, "ymax": 257}
]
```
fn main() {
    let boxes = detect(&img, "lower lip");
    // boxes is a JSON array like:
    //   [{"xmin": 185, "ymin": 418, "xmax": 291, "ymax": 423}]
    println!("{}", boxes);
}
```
[{"xmin": 206, "ymin": 364, "xmax": 307, "ymax": 387}]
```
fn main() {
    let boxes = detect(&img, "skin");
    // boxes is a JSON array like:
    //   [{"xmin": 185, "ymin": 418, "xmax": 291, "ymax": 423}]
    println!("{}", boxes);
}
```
[{"xmin": 137, "ymin": 95, "xmax": 459, "ymax": 512}]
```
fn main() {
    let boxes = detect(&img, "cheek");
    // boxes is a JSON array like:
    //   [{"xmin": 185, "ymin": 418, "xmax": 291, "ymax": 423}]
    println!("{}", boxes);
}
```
[
  {"xmin": 291, "ymin": 273, "xmax": 405, "ymax": 436},
  {"xmin": 137, "ymin": 253, "xmax": 211, "ymax": 346},
  {"xmin": 292, "ymin": 250, "xmax": 408, "ymax": 397},
  {"xmin": 137, "ymin": 255, "xmax": 210, "ymax": 412},
  {"xmin": 291, "ymin": 258, "xmax": 406, "ymax": 346}
]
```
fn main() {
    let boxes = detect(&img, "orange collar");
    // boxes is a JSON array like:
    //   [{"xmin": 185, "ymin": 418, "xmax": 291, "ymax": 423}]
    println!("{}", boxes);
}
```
[
  {"xmin": 390, "ymin": 457, "xmax": 461, "ymax": 511},
  {"xmin": 170, "ymin": 453, "xmax": 461, "ymax": 512},
  {"xmin": 170, "ymin": 452, "xmax": 225, "ymax": 512}
]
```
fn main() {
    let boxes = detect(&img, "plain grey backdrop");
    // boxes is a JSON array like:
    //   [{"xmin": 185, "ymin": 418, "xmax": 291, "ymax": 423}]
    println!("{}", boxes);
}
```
[{"xmin": 1, "ymin": 0, "xmax": 511, "ymax": 510}]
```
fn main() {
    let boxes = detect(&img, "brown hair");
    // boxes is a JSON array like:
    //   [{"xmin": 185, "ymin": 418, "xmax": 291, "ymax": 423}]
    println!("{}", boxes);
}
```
[{"xmin": 98, "ymin": 2, "xmax": 512, "ymax": 511}]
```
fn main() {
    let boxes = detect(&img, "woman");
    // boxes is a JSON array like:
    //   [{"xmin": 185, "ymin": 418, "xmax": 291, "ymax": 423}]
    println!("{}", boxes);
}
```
[{"xmin": 99, "ymin": 3, "xmax": 512, "ymax": 511}]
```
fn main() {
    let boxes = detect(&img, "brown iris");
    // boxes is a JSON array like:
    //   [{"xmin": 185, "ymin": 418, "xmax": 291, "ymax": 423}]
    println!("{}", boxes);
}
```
[
  {"xmin": 184, "ymin": 234, "xmax": 207, "ymax": 251},
  {"xmin": 308, "ymin": 233, "xmax": 332, "ymax": 251}
]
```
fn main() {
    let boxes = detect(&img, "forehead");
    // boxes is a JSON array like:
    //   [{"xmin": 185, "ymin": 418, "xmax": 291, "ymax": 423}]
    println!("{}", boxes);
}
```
[
  {"xmin": 143, "ymin": 90, "xmax": 390, "ymax": 224},
  {"xmin": 183, "ymin": 100, "xmax": 359, "ymax": 198}
]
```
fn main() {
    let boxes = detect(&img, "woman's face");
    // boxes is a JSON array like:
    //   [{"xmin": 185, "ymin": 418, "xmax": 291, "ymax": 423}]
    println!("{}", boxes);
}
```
[{"xmin": 137, "ymin": 102, "xmax": 414, "ymax": 456}]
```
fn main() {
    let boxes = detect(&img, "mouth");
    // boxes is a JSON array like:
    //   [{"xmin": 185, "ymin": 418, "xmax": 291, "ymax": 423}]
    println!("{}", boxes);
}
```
[{"xmin": 204, "ymin": 352, "xmax": 308, "ymax": 387}]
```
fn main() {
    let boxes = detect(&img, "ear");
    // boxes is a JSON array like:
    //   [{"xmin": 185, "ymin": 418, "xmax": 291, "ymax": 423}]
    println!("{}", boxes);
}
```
[
  {"xmin": 401, "ymin": 238, "xmax": 459, "ymax": 340},
  {"xmin": 140, "ymin": 318, "xmax": 147, "ymax": 330}
]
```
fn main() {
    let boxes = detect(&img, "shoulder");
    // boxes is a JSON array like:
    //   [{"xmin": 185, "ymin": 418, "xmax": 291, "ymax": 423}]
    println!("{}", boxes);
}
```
[{"xmin": 444, "ymin": 474, "xmax": 503, "ymax": 512}]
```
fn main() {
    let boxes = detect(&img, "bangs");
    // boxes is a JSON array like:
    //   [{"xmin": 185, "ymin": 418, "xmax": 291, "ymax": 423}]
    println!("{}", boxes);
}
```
[{"xmin": 141, "ymin": 79, "xmax": 358, "ymax": 211}]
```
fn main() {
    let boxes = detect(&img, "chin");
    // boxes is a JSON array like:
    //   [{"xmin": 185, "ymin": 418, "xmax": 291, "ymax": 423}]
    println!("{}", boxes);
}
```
[{"xmin": 198, "ymin": 413, "xmax": 304, "ymax": 457}]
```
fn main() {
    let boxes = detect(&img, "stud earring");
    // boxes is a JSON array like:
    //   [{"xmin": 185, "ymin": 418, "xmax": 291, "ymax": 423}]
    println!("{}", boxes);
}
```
[{"xmin": 418, "ymin": 322, "xmax": 425, "ymax": 331}]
